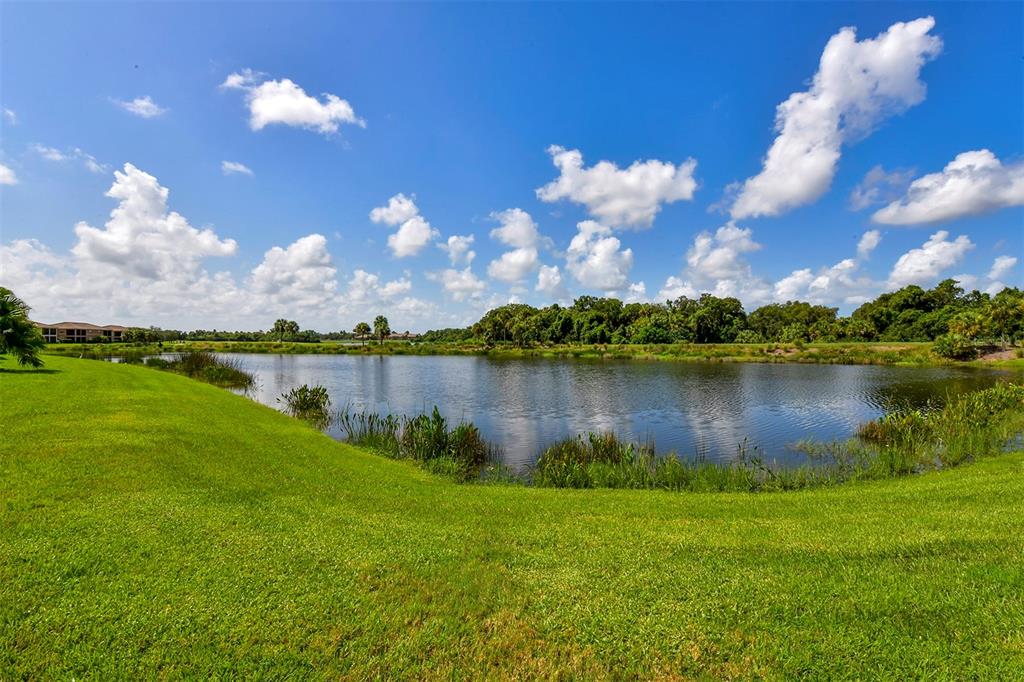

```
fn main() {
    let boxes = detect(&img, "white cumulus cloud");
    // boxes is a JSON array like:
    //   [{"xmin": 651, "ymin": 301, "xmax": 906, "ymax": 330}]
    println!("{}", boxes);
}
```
[
  {"xmin": 345, "ymin": 269, "xmax": 412, "ymax": 303},
  {"xmin": 988, "ymin": 255, "xmax": 1018, "ymax": 282},
  {"xmin": 537, "ymin": 145, "xmax": 698, "ymax": 228},
  {"xmin": 387, "ymin": 216, "xmax": 439, "ymax": 258},
  {"xmin": 430, "ymin": 267, "xmax": 487, "ymax": 301},
  {"xmin": 221, "ymin": 70, "xmax": 364, "ymax": 135},
  {"xmin": 370, "ymin": 194, "xmax": 440, "ymax": 258},
  {"xmin": 249, "ymin": 234, "xmax": 337, "ymax": 308},
  {"xmin": 486, "ymin": 209, "xmax": 550, "ymax": 283},
  {"xmin": 114, "ymin": 96, "xmax": 167, "ymax": 119},
  {"xmin": 857, "ymin": 229, "xmax": 882, "ymax": 259},
  {"xmin": 888, "ymin": 230, "xmax": 974, "ymax": 288},
  {"xmin": 656, "ymin": 223, "xmax": 772, "ymax": 305},
  {"xmin": 487, "ymin": 247, "xmax": 540, "ymax": 283},
  {"xmin": 369, "ymin": 193, "xmax": 419, "ymax": 226},
  {"xmin": 0, "ymin": 163, "xmax": 18, "ymax": 185},
  {"xmin": 439, "ymin": 234, "xmax": 475, "ymax": 265},
  {"xmin": 536, "ymin": 264, "xmax": 567, "ymax": 299},
  {"xmin": 72, "ymin": 163, "xmax": 238, "ymax": 280},
  {"xmin": 489, "ymin": 208, "xmax": 545, "ymax": 248},
  {"xmin": 773, "ymin": 257, "xmax": 875, "ymax": 305},
  {"xmin": 565, "ymin": 221, "xmax": 634, "ymax": 290},
  {"xmin": 872, "ymin": 149, "xmax": 1024, "ymax": 225},
  {"xmin": 625, "ymin": 282, "xmax": 648, "ymax": 303},
  {"xmin": 656, "ymin": 276, "xmax": 698, "ymax": 302},
  {"xmin": 730, "ymin": 17, "xmax": 941, "ymax": 219},
  {"xmin": 0, "ymin": 163, "xmax": 453, "ymax": 330}
]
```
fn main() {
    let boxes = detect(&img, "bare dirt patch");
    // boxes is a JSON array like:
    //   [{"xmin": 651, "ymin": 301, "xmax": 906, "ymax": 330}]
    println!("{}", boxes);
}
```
[{"xmin": 979, "ymin": 349, "xmax": 1017, "ymax": 362}]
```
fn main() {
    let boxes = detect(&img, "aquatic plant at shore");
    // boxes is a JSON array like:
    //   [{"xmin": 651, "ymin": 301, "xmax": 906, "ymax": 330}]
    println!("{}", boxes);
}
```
[
  {"xmin": 132, "ymin": 351, "xmax": 256, "ymax": 389},
  {"xmin": 533, "ymin": 383, "xmax": 1024, "ymax": 492},
  {"xmin": 278, "ymin": 384, "xmax": 332, "ymax": 429},
  {"xmin": 532, "ymin": 433, "xmax": 762, "ymax": 491},
  {"xmin": 338, "ymin": 406, "xmax": 501, "ymax": 481},
  {"xmin": 327, "ymin": 383, "xmax": 1024, "ymax": 491},
  {"xmin": 855, "ymin": 382, "xmax": 1024, "ymax": 468}
]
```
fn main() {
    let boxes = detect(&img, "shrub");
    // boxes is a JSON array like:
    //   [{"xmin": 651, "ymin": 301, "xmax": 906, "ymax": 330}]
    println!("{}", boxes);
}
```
[
  {"xmin": 278, "ymin": 384, "xmax": 332, "ymax": 429},
  {"xmin": 932, "ymin": 333, "xmax": 978, "ymax": 360},
  {"xmin": 279, "ymin": 384, "xmax": 331, "ymax": 413},
  {"xmin": 733, "ymin": 329, "xmax": 765, "ymax": 344},
  {"xmin": 337, "ymin": 406, "xmax": 498, "ymax": 480},
  {"xmin": 169, "ymin": 352, "xmax": 255, "ymax": 388}
]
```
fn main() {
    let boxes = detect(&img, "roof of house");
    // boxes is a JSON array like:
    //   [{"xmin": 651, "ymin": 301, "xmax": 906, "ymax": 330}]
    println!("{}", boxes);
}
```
[{"xmin": 34, "ymin": 321, "xmax": 129, "ymax": 331}]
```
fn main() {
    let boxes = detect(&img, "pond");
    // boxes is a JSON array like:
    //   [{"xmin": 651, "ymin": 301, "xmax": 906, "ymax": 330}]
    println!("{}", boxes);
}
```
[{"xmin": 218, "ymin": 353, "xmax": 1019, "ymax": 470}]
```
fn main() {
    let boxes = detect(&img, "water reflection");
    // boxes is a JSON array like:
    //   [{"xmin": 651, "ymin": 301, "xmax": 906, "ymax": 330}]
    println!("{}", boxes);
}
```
[{"xmin": 221, "ymin": 353, "xmax": 1018, "ymax": 470}]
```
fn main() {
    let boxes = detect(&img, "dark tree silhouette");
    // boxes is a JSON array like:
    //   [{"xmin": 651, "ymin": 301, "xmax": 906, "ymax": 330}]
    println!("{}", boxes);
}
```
[{"xmin": 0, "ymin": 287, "xmax": 45, "ymax": 368}]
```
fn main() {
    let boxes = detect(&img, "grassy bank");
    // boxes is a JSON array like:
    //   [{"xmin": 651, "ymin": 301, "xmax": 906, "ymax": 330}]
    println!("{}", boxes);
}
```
[
  {"xmin": 3, "ymin": 357, "xmax": 1024, "ymax": 677},
  {"xmin": 40, "ymin": 338, "xmax": 1024, "ymax": 367}
]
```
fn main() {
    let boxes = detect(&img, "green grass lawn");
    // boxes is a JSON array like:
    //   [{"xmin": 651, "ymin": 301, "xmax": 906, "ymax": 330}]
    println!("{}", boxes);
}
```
[{"xmin": 3, "ymin": 356, "xmax": 1023, "ymax": 678}]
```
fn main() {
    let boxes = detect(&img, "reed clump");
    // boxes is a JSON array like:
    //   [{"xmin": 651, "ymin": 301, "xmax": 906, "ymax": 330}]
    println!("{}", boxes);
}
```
[
  {"xmin": 129, "ymin": 351, "xmax": 256, "ymax": 388},
  {"xmin": 337, "ymin": 406, "xmax": 500, "ymax": 481},
  {"xmin": 855, "ymin": 382, "xmax": 1024, "ymax": 470},
  {"xmin": 278, "ymin": 384, "xmax": 332, "ymax": 429},
  {"xmin": 171, "ymin": 352, "xmax": 255, "ymax": 389},
  {"xmin": 533, "ymin": 383, "xmax": 1024, "ymax": 492},
  {"xmin": 532, "ymin": 433, "xmax": 830, "ymax": 492}
]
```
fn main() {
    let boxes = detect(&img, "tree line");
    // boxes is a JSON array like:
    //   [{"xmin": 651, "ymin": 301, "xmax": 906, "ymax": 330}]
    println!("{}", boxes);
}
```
[
  {"xmin": 5, "ymin": 281, "xmax": 1021, "ymax": 367},
  {"xmin": 423, "ymin": 280, "xmax": 1023, "ymax": 353},
  {"xmin": 118, "ymin": 316, "xmax": 397, "ymax": 345}
]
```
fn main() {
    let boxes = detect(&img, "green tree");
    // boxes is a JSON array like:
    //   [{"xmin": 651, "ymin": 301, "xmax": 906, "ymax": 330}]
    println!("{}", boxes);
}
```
[
  {"xmin": 353, "ymin": 322, "xmax": 371, "ymax": 346},
  {"xmin": 627, "ymin": 314, "xmax": 673, "ymax": 344},
  {"xmin": 271, "ymin": 319, "xmax": 300, "ymax": 341},
  {"xmin": 690, "ymin": 295, "xmax": 747, "ymax": 343},
  {"xmin": 373, "ymin": 315, "xmax": 391, "ymax": 345},
  {"xmin": 989, "ymin": 289, "xmax": 1024, "ymax": 348},
  {"xmin": 0, "ymin": 287, "xmax": 45, "ymax": 368},
  {"xmin": 948, "ymin": 310, "xmax": 986, "ymax": 340}
]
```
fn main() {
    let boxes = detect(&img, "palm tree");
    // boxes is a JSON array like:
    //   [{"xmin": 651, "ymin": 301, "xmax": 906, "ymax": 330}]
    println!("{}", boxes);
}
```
[
  {"xmin": 353, "ymin": 322, "xmax": 371, "ymax": 346},
  {"xmin": 373, "ymin": 315, "xmax": 391, "ymax": 346},
  {"xmin": 271, "ymin": 319, "xmax": 300, "ymax": 342},
  {"xmin": 0, "ymin": 287, "xmax": 45, "ymax": 368}
]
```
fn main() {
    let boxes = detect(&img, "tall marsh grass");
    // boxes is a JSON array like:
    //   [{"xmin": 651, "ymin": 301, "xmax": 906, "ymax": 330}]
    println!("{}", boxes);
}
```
[
  {"xmin": 855, "ymin": 382, "xmax": 1024, "ymax": 469},
  {"xmin": 127, "ymin": 351, "xmax": 256, "ymax": 389},
  {"xmin": 532, "ymin": 433, "xmax": 839, "ymax": 492},
  {"xmin": 534, "ymin": 383, "xmax": 1024, "ymax": 492},
  {"xmin": 278, "ymin": 384, "xmax": 332, "ymax": 429},
  {"xmin": 337, "ymin": 406, "xmax": 501, "ymax": 481},
  {"xmin": 169, "ymin": 351, "xmax": 254, "ymax": 388}
]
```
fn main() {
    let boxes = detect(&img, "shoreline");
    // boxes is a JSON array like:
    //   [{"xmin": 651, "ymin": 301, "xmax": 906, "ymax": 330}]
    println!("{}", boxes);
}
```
[{"xmin": 41, "ymin": 339, "xmax": 1024, "ymax": 368}]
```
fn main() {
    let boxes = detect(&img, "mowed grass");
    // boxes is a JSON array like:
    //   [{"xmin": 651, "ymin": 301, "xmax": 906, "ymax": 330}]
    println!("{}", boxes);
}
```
[{"xmin": 2, "ymin": 357, "xmax": 1024, "ymax": 678}]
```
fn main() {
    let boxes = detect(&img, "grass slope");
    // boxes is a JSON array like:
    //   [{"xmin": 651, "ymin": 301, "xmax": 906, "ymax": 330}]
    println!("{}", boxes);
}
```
[{"xmin": 2, "ymin": 357, "xmax": 1023, "ymax": 678}]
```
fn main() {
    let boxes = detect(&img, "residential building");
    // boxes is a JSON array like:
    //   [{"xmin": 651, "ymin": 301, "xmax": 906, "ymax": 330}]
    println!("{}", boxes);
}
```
[{"xmin": 34, "ymin": 321, "xmax": 128, "ymax": 343}]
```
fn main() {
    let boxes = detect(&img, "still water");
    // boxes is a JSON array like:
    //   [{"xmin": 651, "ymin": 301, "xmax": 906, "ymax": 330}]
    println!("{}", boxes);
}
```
[{"xmin": 221, "ymin": 353, "xmax": 1017, "ymax": 469}]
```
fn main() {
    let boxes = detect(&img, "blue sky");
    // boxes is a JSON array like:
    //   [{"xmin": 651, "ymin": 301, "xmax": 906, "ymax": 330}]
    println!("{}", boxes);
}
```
[{"xmin": 1, "ymin": 1, "xmax": 1021, "ymax": 331}]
